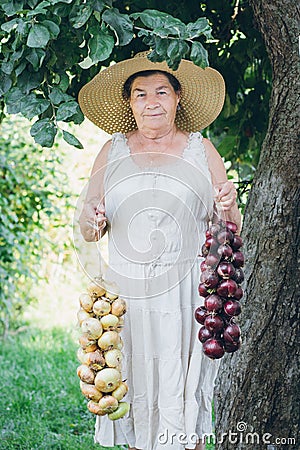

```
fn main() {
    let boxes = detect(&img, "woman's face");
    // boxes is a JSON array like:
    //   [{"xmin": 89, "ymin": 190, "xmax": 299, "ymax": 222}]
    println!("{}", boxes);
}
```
[{"xmin": 129, "ymin": 73, "xmax": 180, "ymax": 134}]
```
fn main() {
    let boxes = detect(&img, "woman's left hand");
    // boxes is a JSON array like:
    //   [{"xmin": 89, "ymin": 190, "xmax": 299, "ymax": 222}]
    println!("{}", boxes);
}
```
[{"xmin": 214, "ymin": 181, "xmax": 237, "ymax": 212}]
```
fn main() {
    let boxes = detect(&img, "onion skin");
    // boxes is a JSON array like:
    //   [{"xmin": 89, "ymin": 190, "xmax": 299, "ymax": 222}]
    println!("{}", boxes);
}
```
[
  {"xmin": 100, "ymin": 314, "xmax": 119, "ymax": 331},
  {"xmin": 79, "ymin": 293, "xmax": 94, "ymax": 312},
  {"xmin": 104, "ymin": 349, "xmax": 123, "ymax": 368},
  {"xmin": 80, "ymin": 381, "xmax": 103, "ymax": 402},
  {"xmin": 98, "ymin": 395, "xmax": 119, "ymax": 413},
  {"xmin": 105, "ymin": 291, "xmax": 119, "ymax": 301},
  {"xmin": 108, "ymin": 402, "xmax": 130, "ymax": 420},
  {"xmin": 87, "ymin": 400, "xmax": 107, "ymax": 416},
  {"xmin": 93, "ymin": 299, "xmax": 111, "ymax": 316},
  {"xmin": 78, "ymin": 334, "xmax": 98, "ymax": 352},
  {"xmin": 77, "ymin": 364, "xmax": 96, "ymax": 384},
  {"xmin": 95, "ymin": 368, "xmax": 122, "ymax": 393},
  {"xmin": 87, "ymin": 281, "xmax": 106, "ymax": 298},
  {"xmin": 111, "ymin": 382, "xmax": 128, "ymax": 401},
  {"xmin": 98, "ymin": 331, "xmax": 121, "ymax": 351},
  {"xmin": 77, "ymin": 347, "xmax": 89, "ymax": 365},
  {"xmin": 116, "ymin": 317, "xmax": 124, "ymax": 332},
  {"xmin": 86, "ymin": 350, "xmax": 106, "ymax": 371},
  {"xmin": 111, "ymin": 298, "xmax": 127, "ymax": 317},
  {"xmin": 77, "ymin": 308, "xmax": 92, "ymax": 325},
  {"xmin": 81, "ymin": 318, "xmax": 103, "ymax": 339}
]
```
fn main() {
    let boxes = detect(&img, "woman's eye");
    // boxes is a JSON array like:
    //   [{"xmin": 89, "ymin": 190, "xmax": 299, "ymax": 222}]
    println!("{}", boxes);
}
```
[
  {"xmin": 137, "ymin": 93, "xmax": 145, "ymax": 98},
  {"xmin": 158, "ymin": 91, "xmax": 166, "ymax": 95}
]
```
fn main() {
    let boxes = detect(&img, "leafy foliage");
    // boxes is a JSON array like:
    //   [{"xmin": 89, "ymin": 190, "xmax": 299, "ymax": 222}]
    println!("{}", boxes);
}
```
[
  {"xmin": 0, "ymin": 0, "xmax": 212, "ymax": 148},
  {"xmin": 0, "ymin": 117, "xmax": 71, "ymax": 335}
]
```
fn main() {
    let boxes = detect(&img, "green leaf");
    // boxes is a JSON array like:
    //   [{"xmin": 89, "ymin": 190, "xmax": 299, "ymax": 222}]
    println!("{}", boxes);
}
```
[
  {"xmin": 1, "ymin": 18, "xmax": 20, "ymax": 33},
  {"xmin": 89, "ymin": 29, "xmax": 114, "ymax": 63},
  {"xmin": 56, "ymin": 101, "xmax": 80, "ymax": 121},
  {"xmin": 69, "ymin": 4, "xmax": 93, "ymax": 29},
  {"xmin": 217, "ymin": 135, "xmax": 238, "ymax": 158},
  {"xmin": 5, "ymin": 88, "xmax": 27, "ymax": 113},
  {"xmin": 17, "ymin": 70, "xmax": 42, "ymax": 93},
  {"xmin": 62, "ymin": 130, "xmax": 83, "ymax": 149},
  {"xmin": 131, "ymin": 10, "xmax": 185, "ymax": 31},
  {"xmin": 56, "ymin": 73, "xmax": 70, "ymax": 92},
  {"xmin": 30, "ymin": 118, "xmax": 57, "ymax": 147},
  {"xmin": 0, "ymin": 73, "xmax": 12, "ymax": 96},
  {"xmin": 49, "ymin": 87, "xmax": 73, "ymax": 105},
  {"xmin": 0, "ymin": 1, "xmax": 24, "ymax": 17},
  {"xmin": 27, "ymin": 24, "xmax": 51, "ymax": 48},
  {"xmin": 1, "ymin": 61, "xmax": 14, "ymax": 75},
  {"xmin": 19, "ymin": 95, "xmax": 50, "ymax": 120},
  {"xmin": 92, "ymin": 0, "xmax": 106, "ymax": 13},
  {"xmin": 186, "ymin": 18, "xmax": 212, "ymax": 39},
  {"xmin": 25, "ymin": 49, "xmax": 46, "ymax": 70},
  {"xmin": 41, "ymin": 20, "xmax": 60, "ymax": 39},
  {"xmin": 153, "ymin": 36, "xmax": 170, "ymax": 57},
  {"xmin": 102, "ymin": 8, "xmax": 133, "ymax": 46},
  {"xmin": 190, "ymin": 41, "xmax": 209, "ymax": 68},
  {"xmin": 15, "ymin": 60, "xmax": 27, "ymax": 76}
]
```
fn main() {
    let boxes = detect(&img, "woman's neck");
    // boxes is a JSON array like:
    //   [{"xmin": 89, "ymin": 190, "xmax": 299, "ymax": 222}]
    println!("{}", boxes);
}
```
[{"xmin": 135, "ymin": 126, "xmax": 178, "ymax": 150}]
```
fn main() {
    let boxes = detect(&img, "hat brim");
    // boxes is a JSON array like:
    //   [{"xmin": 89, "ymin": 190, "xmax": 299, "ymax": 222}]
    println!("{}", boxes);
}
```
[{"xmin": 78, "ymin": 52, "xmax": 225, "ymax": 134}]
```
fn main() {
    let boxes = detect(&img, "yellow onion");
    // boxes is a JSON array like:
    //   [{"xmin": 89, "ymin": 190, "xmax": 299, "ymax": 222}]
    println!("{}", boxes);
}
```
[
  {"xmin": 95, "ymin": 368, "xmax": 121, "ymax": 393},
  {"xmin": 116, "ymin": 317, "xmax": 124, "ymax": 333},
  {"xmin": 111, "ymin": 298, "xmax": 127, "ymax": 317},
  {"xmin": 77, "ymin": 308, "xmax": 92, "ymax": 325},
  {"xmin": 80, "ymin": 381, "xmax": 103, "ymax": 402},
  {"xmin": 87, "ymin": 281, "xmax": 106, "ymax": 299},
  {"xmin": 81, "ymin": 317, "xmax": 103, "ymax": 339},
  {"xmin": 78, "ymin": 334, "xmax": 98, "ymax": 352},
  {"xmin": 98, "ymin": 395, "xmax": 119, "ymax": 413},
  {"xmin": 105, "ymin": 291, "xmax": 119, "ymax": 301},
  {"xmin": 108, "ymin": 402, "xmax": 130, "ymax": 420},
  {"xmin": 87, "ymin": 400, "xmax": 106, "ymax": 415},
  {"xmin": 104, "ymin": 349, "xmax": 123, "ymax": 368},
  {"xmin": 111, "ymin": 382, "xmax": 128, "ymax": 401},
  {"xmin": 93, "ymin": 299, "xmax": 111, "ymax": 316},
  {"xmin": 85, "ymin": 350, "xmax": 106, "ymax": 371},
  {"xmin": 79, "ymin": 293, "xmax": 94, "ymax": 312},
  {"xmin": 100, "ymin": 314, "xmax": 119, "ymax": 331},
  {"xmin": 77, "ymin": 364, "xmax": 95, "ymax": 384},
  {"xmin": 101, "ymin": 280, "xmax": 119, "ymax": 301},
  {"xmin": 98, "ymin": 331, "xmax": 120, "ymax": 351},
  {"xmin": 77, "ymin": 347, "xmax": 89, "ymax": 365}
]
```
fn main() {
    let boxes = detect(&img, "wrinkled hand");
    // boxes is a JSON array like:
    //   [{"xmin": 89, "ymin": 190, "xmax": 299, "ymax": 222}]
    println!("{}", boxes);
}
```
[
  {"xmin": 214, "ymin": 181, "xmax": 237, "ymax": 212},
  {"xmin": 79, "ymin": 200, "xmax": 107, "ymax": 241}
]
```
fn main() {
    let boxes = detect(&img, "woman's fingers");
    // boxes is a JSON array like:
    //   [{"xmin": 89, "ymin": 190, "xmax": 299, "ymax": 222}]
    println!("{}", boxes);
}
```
[{"xmin": 214, "ymin": 181, "xmax": 237, "ymax": 210}]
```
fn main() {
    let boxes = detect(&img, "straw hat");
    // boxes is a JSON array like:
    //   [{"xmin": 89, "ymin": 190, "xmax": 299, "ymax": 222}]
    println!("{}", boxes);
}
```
[{"xmin": 78, "ymin": 51, "xmax": 225, "ymax": 134}]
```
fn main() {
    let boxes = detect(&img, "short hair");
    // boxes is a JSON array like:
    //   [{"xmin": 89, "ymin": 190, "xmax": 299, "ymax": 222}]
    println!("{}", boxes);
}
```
[{"xmin": 123, "ymin": 70, "xmax": 181, "ymax": 100}]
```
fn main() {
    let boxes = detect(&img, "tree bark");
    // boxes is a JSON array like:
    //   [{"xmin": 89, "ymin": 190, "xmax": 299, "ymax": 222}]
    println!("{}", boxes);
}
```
[{"xmin": 215, "ymin": 1, "xmax": 300, "ymax": 449}]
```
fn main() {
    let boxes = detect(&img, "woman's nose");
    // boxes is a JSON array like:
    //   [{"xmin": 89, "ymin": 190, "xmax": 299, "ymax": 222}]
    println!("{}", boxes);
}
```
[{"xmin": 145, "ymin": 94, "xmax": 160, "ymax": 109}]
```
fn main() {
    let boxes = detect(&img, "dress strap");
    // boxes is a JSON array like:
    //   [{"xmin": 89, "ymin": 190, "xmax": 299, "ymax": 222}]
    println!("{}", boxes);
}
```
[
  {"xmin": 107, "ymin": 132, "xmax": 128, "ymax": 163},
  {"xmin": 185, "ymin": 131, "xmax": 214, "ymax": 222}
]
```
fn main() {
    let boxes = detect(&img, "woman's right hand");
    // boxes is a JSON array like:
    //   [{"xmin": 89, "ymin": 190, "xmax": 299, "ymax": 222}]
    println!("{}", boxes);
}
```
[{"xmin": 79, "ymin": 199, "xmax": 108, "ymax": 242}]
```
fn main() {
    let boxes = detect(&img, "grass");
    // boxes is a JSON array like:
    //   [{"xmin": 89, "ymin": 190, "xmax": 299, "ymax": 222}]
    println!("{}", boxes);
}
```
[
  {"xmin": 0, "ymin": 327, "xmax": 122, "ymax": 450},
  {"xmin": 0, "ymin": 326, "xmax": 216, "ymax": 450}
]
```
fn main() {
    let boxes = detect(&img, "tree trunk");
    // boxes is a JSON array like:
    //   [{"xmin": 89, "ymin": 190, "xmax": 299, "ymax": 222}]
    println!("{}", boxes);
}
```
[{"xmin": 214, "ymin": 1, "xmax": 299, "ymax": 449}]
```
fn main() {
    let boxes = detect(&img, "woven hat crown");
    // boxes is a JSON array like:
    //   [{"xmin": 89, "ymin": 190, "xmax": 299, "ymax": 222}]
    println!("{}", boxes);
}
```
[{"xmin": 78, "ymin": 52, "xmax": 225, "ymax": 134}]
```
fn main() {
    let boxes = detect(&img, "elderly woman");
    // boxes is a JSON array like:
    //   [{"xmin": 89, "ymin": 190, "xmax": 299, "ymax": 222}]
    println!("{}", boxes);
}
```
[{"xmin": 78, "ymin": 52, "xmax": 241, "ymax": 450}]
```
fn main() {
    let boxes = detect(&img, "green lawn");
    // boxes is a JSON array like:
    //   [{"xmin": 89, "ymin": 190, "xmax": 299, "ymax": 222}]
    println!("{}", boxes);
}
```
[
  {"xmin": 0, "ymin": 326, "xmax": 215, "ymax": 449},
  {"xmin": 0, "ymin": 327, "xmax": 122, "ymax": 450}
]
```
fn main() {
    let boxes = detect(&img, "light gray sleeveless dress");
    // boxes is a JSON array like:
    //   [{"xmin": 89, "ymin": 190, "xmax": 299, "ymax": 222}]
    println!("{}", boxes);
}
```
[{"xmin": 94, "ymin": 131, "xmax": 221, "ymax": 449}]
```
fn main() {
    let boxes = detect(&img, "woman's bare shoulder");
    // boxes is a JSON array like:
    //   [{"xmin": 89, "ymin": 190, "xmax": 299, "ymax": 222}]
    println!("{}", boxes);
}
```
[{"xmin": 91, "ymin": 139, "xmax": 112, "ymax": 175}]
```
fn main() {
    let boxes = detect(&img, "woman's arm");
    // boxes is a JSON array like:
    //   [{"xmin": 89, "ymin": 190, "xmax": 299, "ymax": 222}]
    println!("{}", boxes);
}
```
[
  {"xmin": 79, "ymin": 139, "xmax": 111, "ymax": 242},
  {"xmin": 203, "ymin": 138, "xmax": 242, "ymax": 234}
]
